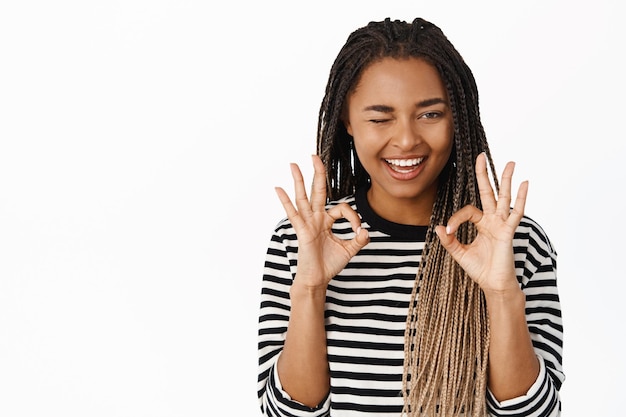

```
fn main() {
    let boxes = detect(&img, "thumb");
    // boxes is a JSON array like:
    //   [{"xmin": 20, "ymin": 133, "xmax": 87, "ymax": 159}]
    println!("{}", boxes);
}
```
[
  {"xmin": 346, "ymin": 227, "xmax": 369, "ymax": 256},
  {"xmin": 435, "ymin": 225, "xmax": 464, "ymax": 260}
]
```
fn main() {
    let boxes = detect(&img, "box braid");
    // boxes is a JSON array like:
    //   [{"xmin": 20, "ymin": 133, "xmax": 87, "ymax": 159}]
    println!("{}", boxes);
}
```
[{"xmin": 316, "ymin": 18, "xmax": 500, "ymax": 416}]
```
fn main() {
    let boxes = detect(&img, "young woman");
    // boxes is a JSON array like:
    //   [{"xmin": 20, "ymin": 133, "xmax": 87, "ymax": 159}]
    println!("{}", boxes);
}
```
[{"xmin": 257, "ymin": 18, "xmax": 564, "ymax": 417}]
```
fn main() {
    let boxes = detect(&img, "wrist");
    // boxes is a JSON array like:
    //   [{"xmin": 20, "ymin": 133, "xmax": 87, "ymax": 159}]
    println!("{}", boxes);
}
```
[
  {"xmin": 290, "ymin": 280, "xmax": 328, "ymax": 301},
  {"xmin": 483, "ymin": 287, "xmax": 526, "ymax": 313}
]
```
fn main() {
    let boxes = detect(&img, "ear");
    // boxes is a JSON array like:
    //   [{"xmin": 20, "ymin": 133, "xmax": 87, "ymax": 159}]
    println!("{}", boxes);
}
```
[
  {"xmin": 343, "ymin": 118, "xmax": 353, "ymax": 137},
  {"xmin": 341, "ymin": 100, "xmax": 354, "ymax": 136}
]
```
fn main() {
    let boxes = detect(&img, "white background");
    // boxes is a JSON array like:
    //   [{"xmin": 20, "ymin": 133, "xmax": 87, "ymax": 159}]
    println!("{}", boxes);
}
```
[{"xmin": 0, "ymin": 1, "xmax": 623, "ymax": 415}]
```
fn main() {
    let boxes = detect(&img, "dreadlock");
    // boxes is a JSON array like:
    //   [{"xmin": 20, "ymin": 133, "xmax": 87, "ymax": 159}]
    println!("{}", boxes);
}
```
[{"xmin": 316, "ymin": 18, "xmax": 500, "ymax": 416}]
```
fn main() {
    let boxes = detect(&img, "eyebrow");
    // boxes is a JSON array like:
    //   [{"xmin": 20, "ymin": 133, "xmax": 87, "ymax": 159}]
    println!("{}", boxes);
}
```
[
  {"xmin": 417, "ymin": 97, "xmax": 447, "ymax": 108},
  {"xmin": 362, "ymin": 98, "xmax": 447, "ymax": 113}
]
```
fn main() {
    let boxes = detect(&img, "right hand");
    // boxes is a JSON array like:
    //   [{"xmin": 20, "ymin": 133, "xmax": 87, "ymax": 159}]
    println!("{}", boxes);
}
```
[{"xmin": 275, "ymin": 155, "xmax": 370, "ymax": 290}]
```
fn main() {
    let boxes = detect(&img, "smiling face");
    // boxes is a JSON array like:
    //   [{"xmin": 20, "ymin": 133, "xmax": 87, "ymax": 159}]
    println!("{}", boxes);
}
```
[{"xmin": 344, "ymin": 57, "xmax": 454, "ymax": 225}]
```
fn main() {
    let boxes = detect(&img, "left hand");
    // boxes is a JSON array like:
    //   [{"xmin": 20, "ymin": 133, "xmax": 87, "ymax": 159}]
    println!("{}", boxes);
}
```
[{"xmin": 435, "ymin": 153, "xmax": 528, "ymax": 294}]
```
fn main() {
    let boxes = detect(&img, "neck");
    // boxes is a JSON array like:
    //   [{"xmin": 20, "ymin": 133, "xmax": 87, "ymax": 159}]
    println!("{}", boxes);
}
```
[{"xmin": 366, "ymin": 187, "xmax": 435, "ymax": 226}]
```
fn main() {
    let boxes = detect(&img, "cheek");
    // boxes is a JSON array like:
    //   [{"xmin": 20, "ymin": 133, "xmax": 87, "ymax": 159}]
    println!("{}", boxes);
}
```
[
  {"xmin": 431, "ymin": 121, "xmax": 454, "ymax": 154},
  {"xmin": 351, "ymin": 139, "xmax": 379, "ymax": 174},
  {"xmin": 352, "ymin": 140, "xmax": 368, "ymax": 163},
  {"xmin": 351, "ymin": 128, "xmax": 380, "ymax": 156}
]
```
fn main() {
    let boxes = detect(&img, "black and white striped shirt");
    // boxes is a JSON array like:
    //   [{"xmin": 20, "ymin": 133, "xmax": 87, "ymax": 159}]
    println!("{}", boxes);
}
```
[{"xmin": 257, "ymin": 187, "xmax": 564, "ymax": 416}]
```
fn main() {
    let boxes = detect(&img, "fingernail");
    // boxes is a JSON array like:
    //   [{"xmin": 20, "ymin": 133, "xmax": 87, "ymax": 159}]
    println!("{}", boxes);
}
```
[
  {"xmin": 446, "ymin": 225, "xmax": 451, "ymax": 235},
  {"xmin": 356, "ymin": 227, "xmax": 362, "ymax": 235}
]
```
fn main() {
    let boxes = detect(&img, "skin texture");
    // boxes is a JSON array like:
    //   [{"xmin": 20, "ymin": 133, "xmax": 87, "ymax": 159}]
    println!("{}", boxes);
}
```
[
  {"xmin": 345, "ymin": 58, "xmax": 453, "ymax": 226},
  {"xmin": 274, "ymin": 57, "xmax": 539, "ymax": 406}
]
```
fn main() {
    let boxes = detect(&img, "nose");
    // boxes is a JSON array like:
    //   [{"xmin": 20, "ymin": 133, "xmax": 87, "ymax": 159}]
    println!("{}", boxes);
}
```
[{"xmin": 391, "ymin": 118, "xmax": 420, "ymax": 151}]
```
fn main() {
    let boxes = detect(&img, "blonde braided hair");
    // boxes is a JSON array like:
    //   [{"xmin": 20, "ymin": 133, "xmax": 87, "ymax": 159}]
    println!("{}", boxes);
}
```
[{"xmin": 317, "ymin": 18, "xmax": 500, "ymax": 416}]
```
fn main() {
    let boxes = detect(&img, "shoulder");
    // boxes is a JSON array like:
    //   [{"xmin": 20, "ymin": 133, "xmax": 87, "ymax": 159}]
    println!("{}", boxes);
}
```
[
  {"xmin": 513, "ymin": 215, "xmax": 558, "ymax": 288},
  {"xmin": 514, "ymin": 215, "xmax": 556, "ymax": 257}
]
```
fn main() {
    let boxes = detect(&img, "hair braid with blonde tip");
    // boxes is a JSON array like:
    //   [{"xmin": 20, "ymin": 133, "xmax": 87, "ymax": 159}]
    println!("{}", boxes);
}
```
[{"xmin": 316, "ymin": 18, "xmax": 499, "ymax": 416}]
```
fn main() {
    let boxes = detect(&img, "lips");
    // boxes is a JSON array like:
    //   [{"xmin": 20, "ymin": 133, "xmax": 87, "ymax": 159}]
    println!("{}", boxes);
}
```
[{"xmin": 384, "ymin": 157, "xmax": 425, "ymax": 173}]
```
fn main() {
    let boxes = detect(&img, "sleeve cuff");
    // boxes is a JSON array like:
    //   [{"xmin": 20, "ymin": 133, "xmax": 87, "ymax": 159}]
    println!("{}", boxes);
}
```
[
  {"xmin": 265, "ymin": 353, "xmax": 331, "ymax": 416},
  {"xmin": 487, "ymin": 355, "xmax": 560, "ymax": 416},
  {"xmin": 489, "ymin": 355, "xmax": 546, "ymax": 408}
]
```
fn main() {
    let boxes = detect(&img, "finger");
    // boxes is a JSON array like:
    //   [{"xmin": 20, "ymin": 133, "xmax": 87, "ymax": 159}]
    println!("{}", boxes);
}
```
[
  {"xmin": 290, "ymin": 163, "xmax": 312, "ymax": 215},
  {"xmin": 435, "ymin": 225, "xmax": 465, "ymax": 261},
  {"xmin": 496, "ymin": 161, "xmax": 515, "ymax": 217},
  {"xmin": 445, "ymin": 205, "xmax": 483, "ymax": 235},
  {"xmin": 475, "ymin": 153, "xmax": 496, "ymax": 213},
  {"xmin": 310, "ymin": 155, "xmax": 328, "ymax": 212},
  {"xmin": 326, "ymin": 202, "xmax": 363, "ymax": 234},
  {"xmin": 327, "ymin": 202, "xmax": 370, "ymax": 255},
  {"xmin": 344, "ymin": 226, "xmax": 370, "ymax": 256},
  {"xmin": 274, "ymin": 186, "xmax": 304, "ymax": 229},
  {"xmin": 507, "ymin": 180, "xmax": 528, "ymax": 228}
]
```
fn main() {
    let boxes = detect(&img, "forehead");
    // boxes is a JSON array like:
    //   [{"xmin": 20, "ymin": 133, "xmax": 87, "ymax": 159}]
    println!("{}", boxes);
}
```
[{"xmin": 350, "ymin": 57, "xmax": 447, "ymax": 102}]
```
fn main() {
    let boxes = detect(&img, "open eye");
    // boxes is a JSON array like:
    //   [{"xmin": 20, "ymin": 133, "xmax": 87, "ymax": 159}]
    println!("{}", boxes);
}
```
[{"xmin": 420, "ymin": 111, "xmax": 441, "ymax": 120}]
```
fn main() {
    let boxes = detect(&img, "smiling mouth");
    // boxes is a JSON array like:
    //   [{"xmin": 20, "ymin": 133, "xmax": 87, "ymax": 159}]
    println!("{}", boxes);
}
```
[{"xmin": 385, "ymin": 157, "xmax": 425, "ymax": 172}]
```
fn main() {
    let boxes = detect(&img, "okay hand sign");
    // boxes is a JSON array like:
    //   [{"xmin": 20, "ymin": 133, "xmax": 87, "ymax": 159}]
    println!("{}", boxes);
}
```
[
  {"xmin": 274, "ymin": 155, "xmax": 369, "ymax": 290},
  {"xmin": 435, "ymin": 153, "xmax": 528, "ymax": 295}
]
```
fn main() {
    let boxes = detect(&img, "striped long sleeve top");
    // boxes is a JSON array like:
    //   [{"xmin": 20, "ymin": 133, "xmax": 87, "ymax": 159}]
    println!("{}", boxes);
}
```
[{"xmin": 257, "ymin": 187, "xmax": 564, "ymax": 417}]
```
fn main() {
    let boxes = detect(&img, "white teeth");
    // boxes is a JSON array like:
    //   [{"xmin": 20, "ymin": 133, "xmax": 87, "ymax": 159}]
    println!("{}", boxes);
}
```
[{"xmin": 385, "ymin": 158, "xmax": 424, "ymax": 167}]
